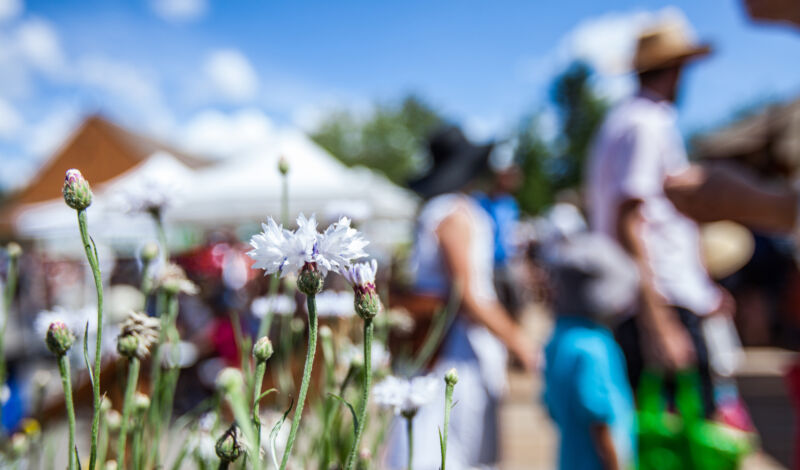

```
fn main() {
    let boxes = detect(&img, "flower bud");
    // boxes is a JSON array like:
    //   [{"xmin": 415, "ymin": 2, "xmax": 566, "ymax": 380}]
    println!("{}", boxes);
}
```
[
  {"xmin": 104, "ymin": 461, "xmax": 118, "ymax": 470},
  {"xmin": 252, "ymin": 336, "xmax": 274, "ymax": 363},
  {"xmin": 298, "ymin": 262, "xmax": 324, "ymax": 296},
  {"xmin": 101, "ymin": 396, "xmax": 112, "ymax": 413},
  {"xmin": 6, "ymin": 242, "xmax": 21, "ymax": 259},
  {"xmin": 140, "ymin": 241, "xmax": 159, "ymax": 263},
  {"xmin": 215, "ymin": 424, "xmax": 243, "ymax": 463},
  {"xmin": 134, "ymin": 392, "xmax": 150, "ymax": 415},
  {"xmin": 10, "ymin": 432, "xmax": 28, "ymax": 456},
  {"xmin": 215, "ymin": 367, "xmax": 244, "ymax": 394},
  {"xmin": 354, "ymin": 287, "xmax": 381, "ymax": 321},
  {"xmin": 106, "ymin": 409, "xmax": 122, "ymax": 432},
  {"xmin": 62, "ymin": 169, "xmax": 93, "ymax": 210},
  {"xmin": 45, "ymin": 321, "xmax": 75, "ymax": 356},
  {"xmin": 278, "ymin": 155, "xmax": 290, "ymax": 176},
  {"xmin": 319, "ymin": 325, "xmax": 332, "ymax": 340},
  {"xmin": 290, "ymin": 317, "xmax": 305, "ymax": 336},
  {"xmin": 116, "ymin": 334, "xmax": 141, "ymax": 359},
  {"xmin": 445, "ymin": 368, "xmax": 459, "ymax": 387}
]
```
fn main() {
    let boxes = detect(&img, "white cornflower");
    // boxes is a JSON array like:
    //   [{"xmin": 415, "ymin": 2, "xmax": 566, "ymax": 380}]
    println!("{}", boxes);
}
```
[
  {"xmin": 313, "ymin": 290, "xmax": 355, "ymax": 318},
  {"xmin": 248, "ymin": 218, "xmax": 292, "ymax": 276},
  {"xmin": 338, "ymin": 340, "xmax": 391, "ymax": 372},
  {"xmin": 155, "ymin": 263, "xmax": 199, "ymax": 296},
  {"xmin": 114, "ymin": 176, "xmax": 179, "ymax": 216},
  {"xmin": 315, "ymin": 216, "xmax": 369, "ymax": 274},
  {"xmin": 248, "ymin": 213, "xmax": 369, "ymax": 278},
  {"xmin": 342, "ymin": 259, "xmax": 378, "ymax": 289},
  {"xmin": 251, "ymin": 295, "xmax": 295, "ymax": 318},
  {"xmin": 373, "ymin": 375, "xmax": 439, "ymax": 416}
]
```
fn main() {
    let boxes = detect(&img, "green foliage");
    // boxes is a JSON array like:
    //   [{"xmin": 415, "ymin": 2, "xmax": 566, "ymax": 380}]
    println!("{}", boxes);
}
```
[
  {"xmin": 514, "ymin": 61, "xmax": 608, "ymax": 214},
  {"xmin": 310, "ymin": 95, "xmax": 443, "ymax": 185}
]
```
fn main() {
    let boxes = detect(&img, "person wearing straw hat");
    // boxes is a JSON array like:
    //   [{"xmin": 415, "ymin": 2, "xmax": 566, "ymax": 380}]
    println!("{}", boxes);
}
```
[{"xmin": 585, "ymin": 11, "xmax": 728, "ymax": 418}]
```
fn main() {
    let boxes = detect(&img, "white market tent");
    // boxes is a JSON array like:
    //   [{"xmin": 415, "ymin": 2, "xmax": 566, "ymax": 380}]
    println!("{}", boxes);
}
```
[{"xmin": 8, "ymin": 117, "xmax": 418, "ymax": 256}]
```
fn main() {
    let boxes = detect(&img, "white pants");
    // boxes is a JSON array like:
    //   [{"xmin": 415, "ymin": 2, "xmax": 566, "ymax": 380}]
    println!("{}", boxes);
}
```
[{"xmin": 382, "ymin": 358, "xmax": 500, "ymax": 470}]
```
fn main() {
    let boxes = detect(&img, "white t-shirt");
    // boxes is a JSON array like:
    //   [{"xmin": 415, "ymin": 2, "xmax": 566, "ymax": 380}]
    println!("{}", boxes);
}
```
[{"xmin": 586, "ymin": 94, "xmax": 721, "ymax": 315}]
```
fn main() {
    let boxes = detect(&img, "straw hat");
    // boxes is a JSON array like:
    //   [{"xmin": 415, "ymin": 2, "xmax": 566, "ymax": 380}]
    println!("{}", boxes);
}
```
[
  {"xmin": 633, "ymin": 16, "xmax": 712, "ymax": 73},
  {"xmin": 700, "ymin": 221, "xmax": 755, "ymax": 280}
]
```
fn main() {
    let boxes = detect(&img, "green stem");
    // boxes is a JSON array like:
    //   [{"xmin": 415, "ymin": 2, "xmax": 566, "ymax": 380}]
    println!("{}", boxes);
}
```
[
  {"xmin": 319, "ymin": 329, "xmax": 336, "ymax": 470},
  {"xmin": 117, "ymin": 357, "xmax": 140, "ymax": 469},
  {"xmin": 57, "ymin": 355, "xmax": 77, "ymax": 470},
  {"xmin": 252, "ymin": 360, "xmax": 266, "ymax": 462},
  {"xmin": 147, "ymin": 291, "xmax": 178, "ymax": 467},
  {"xmin": 217, "ymin": 461, "xmax": 229, "ymax": 470},
  {"xmin": 257, "ymin": 275, "xmax": 280, "ymax": 339},
  {"xmin": 405, "ymin": 414, "xmax": 414, "ymax": 470},
  {"xmin": 78, "ymin": 209, "xmax": 104, "ymax": 470},
  {"xmin": 281, "ymin": 172, "xmax": 289, "ymax": 226},
  {"xmin": 169, "ymin": 442, "xmax": 190, "ymax": 470},
  {"xmin": 153, "ymin": 209, "xmax": 169, "ymax": 263},
  {"xmin": 96, "ymin": 415, "xmax": 109, "ymax": 470},
  {"xmin": 132, "ymin": 417, "xmax": 143, "ymax": 470},
  {"xmin": 442, "ymin": 383, "xmax": 455, "ymax": 470},
  {"xmin": 345, "ymin": 320, "xmax": 374, "ymax": 470},
  {"xmin": 279, "ymin": 294, "xmax": 318, "ymax": 470}
]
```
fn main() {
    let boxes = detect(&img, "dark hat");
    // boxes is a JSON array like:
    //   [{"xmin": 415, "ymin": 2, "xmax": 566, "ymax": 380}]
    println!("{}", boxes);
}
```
[{"xmin": 408, "ymin": 126, "xmax": 493, "ymax": 199}]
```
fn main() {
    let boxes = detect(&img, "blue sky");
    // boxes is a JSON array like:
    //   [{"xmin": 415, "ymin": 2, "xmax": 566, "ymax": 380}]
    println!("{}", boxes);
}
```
[{"xmin": 1, "ymin": 0, "xmax": 799, "ymax": 190}]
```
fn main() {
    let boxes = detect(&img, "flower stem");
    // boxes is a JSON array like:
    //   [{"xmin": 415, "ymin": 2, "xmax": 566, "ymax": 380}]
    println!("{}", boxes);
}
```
[
  {"xmin": 345, "ymin": 319, "xmax": 374, "ymax": 470},
  {"xmin": 252, "ymin": 360, "xmax": 266, "ymax": 461},
  {"xmin": 117, "ymin": 357, "xmax": 140, "ymax": 469},
  {"xmin": 279, "ymin": 294, "xmax": 318, "ymax": 470},
  {"xmin": 442, "ymin": 380, "xmax": 455, "ymax": 470},
  {"xmin": 405, "ymin": 415, "xmax": 414, "ymax": 470},
  {"xmin": 78, "ymin": 209, "xmax": 104, "ymax": 470},
  {"xmin": 96, "ymin": 413, "xmax": 109, "ymax": 470},
  {"xmin": 148, "ymin": 291, "xmax": 178, "ymax": 467},
  {"xmin": 57, "ymin": 354, "xmax": 77, "ymax": 470}
]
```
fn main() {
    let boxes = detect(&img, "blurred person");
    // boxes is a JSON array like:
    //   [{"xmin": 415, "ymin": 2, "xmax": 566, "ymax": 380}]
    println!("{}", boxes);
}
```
[
  {"xmin": 585, "ymin": 13, "xmax": 725, "ymax": 417},
  {"xmin": 385, "ymin": 126, "xmax": 535, "ymax": 470},
  {"xmin": 474, "ymin": 162, "xmax": 524, "ymax": 315},
  {"xmin": 543, "ymin": 232, "xmax": 639, "ymax": 470}
]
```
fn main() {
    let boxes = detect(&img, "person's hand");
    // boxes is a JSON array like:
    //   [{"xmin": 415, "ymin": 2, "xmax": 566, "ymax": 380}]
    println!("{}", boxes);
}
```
[
  {"xmin": 641, "ymin": 307, "xmax": 695, "ymax": 370},
  {"xmin": 509, "ymin": 332, "xmax": 538, "ymax": 373}
]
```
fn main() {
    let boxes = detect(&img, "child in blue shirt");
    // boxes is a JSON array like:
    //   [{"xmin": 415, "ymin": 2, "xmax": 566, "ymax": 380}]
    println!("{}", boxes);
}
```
[{"xmin": 542, "ymin": 233, "xmax": 639, "ymax": 470}]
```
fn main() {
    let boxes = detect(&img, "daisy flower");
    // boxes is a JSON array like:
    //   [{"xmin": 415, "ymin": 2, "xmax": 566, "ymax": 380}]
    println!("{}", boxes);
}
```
[{"xmin": 373, "ymin": 375, "xmax": 439, "ymax": 417}]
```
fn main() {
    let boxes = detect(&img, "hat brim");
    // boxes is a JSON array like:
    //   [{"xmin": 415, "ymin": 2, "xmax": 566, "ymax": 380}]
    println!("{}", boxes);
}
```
[
  {"xmin": 635, "ymin": 43, "xmax": 713, "ymax": 73},
  {"xmin": 408, "ymin": 143, "xmax": 493, "ymax": 199}
]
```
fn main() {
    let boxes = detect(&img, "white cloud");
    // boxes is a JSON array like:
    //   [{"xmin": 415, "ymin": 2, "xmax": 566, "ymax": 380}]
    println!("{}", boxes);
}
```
[
  {"xmin": 178, "ymin": 108, "xmax": 277, "ymax": 159},
  {"xmin": 23, "ymin": 104, "xmax": 81, "ymax": 157},
  {"xmin": 202, "ymin": 49, "xmax": 259, "ymax": 103},
  {"xmin": 149, "ymin": 0, "xmax": 207, "ymax": 23},
  {"xmin": 15, "ymin": 18, "xmax": 64, "ymax": 74},
  {"xmin": 0, "ymin": 98, "xmax": 22, "ymax": 138},
  {"xmin": 516, "ymin": 8, "xmax": 687, "ymax": 102},
  {"xmin": 0, "ymin": 0, "xmax": 22, "ymax": 23}
]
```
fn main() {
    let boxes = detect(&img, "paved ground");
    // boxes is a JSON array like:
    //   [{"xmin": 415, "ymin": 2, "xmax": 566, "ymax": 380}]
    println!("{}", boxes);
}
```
[{"xmin": 499, "ymin": 306, "xmax": 789, "ymax": 470}]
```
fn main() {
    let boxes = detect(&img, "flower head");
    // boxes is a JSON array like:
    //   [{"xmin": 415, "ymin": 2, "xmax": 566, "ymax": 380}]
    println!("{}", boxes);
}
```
[
  {"xmin": 215, "ymin": 424, "xmax": 243, "ymax": 463},
  {"xmin": 215, "ymin": 367, "xmax": 244, "ymax": 394},
  {"xmin": 156, "ymin": 263, "xmax": 198, "ymax": 296},
  {"xmin": 133, "ymin": 392, "xmax": 150, "ymax": 415},
  {"xmin": 45, "ymin": 321, "xmax": 75, "ymax": 356},
  {"xmin": 116, "ymin": 311, "xmax": 160, "ymax": 360},
  {"xmin": 344, "ymin": 260, "xmax": 381, "ymax": 321},
  {"xmin": 278, "ymin": 155, "xmax": 289, "ymax": 176},
  {"xmin": 247, "ymin": 213, "xmax": 369, "ymax": 280},
  {"xmin": 62, "ymin": 169, "xmax": 92, "ymax": 210},
  {"xmin": 6, "ymin": 242, "xmax": 21, "ymax": 259},
  {"xmin": 445, "ymin": 368, "xmax": 459, "ymax": 386},
  {"xmin": 252, "ymin": 336, "xmax": 274, "ymax": 363},
  {"xmin": 373, "ymin": 375, "xmax": 439, "ymax": 417}
]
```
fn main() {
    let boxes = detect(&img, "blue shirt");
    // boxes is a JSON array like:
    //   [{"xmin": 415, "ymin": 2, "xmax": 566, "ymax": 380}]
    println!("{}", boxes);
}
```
[
  {"xmin": 543, "ymin": 316, "xmax": 636, "ymax": 470},
  {"xmin": 474, "ymin": 193, "xmax": 519, "ymax": 266}
]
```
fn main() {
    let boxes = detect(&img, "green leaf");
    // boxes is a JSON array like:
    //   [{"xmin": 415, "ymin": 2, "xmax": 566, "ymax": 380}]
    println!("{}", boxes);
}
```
[
  {"xmin": 270, "ymin": 397, "xmax": 294, "ymax": 470},
  {"xmin": 82, "ymin": 322, "xmax": 94, "ymax": 389},
  {"xmin": 327, "ymin": 393, "xmax": 359, "ymax": 439}
]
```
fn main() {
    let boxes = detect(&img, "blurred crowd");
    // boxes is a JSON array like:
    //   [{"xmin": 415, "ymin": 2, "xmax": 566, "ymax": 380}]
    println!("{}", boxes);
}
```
[{"xmin": 5, "ymin": 5, "xmax": 800, "ymax": 470}]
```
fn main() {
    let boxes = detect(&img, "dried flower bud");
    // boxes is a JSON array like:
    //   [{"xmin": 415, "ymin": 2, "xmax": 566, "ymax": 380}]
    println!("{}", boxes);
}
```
[
  {"xmin": 157, "ymin": 263, "xmax": 198, "ymax": 296},
  {"xmin": 133, "ymin": 392, "xmax": 150, "ymax": 414},
  {"xmin": 297, "ymin": 262, "xmax": 324, "ymax": 296},
  {"xmin": 140, "ymin": 242, "xmax": 159, "ymax": 263},
  {"xmin": 45, "ymin": 321, "xmax": 75, "ymax": 356},
  {"xmin": 215, "ymin": 367, "xmax": 244, "ymax": 394},
  {"xmin": 278, "ymin": 155, "xmax": 290, "ymax": 175},
  {"xmin": 106, "ymin": 409, "xmax": 122, "ymax": 432},
  {"xmin": 6, "ymin": 242, "xmax": 21, "ymax": 259},
  {"xmin": 445, "ymin": 368, "xmax": 459, "ymax": 387},
  {"xmin": 101, "ymin": 396, "xmax": 112, "ymax": 413},
  {"xmin": 215, "ymin": 424, "xmax": 243, "ymax": 463},
  {"xmin": 62, "ymin": 169, "xmax": 93, "ymax": 210},
  {"xmin": 252, "ymin": 336, "xmax": 273, "ymax": 363},
  {"xmin": 116, "ymin": 311, "xmax": 160, "ymax": 360}
]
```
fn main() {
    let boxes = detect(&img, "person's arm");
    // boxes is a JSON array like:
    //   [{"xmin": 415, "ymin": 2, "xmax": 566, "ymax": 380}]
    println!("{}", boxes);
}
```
[
  {"xmin": 664, "ymin": 164, "xmax": 798, "ymax": 233},
  {"xmin": 591, "ymin": 424, "xmax": 621, "ymax": 470},
  {"xmin": 437, "ymin": 207, "xmax": 536, "ymax": 371},
  {"xmin": 617, "ymin": 199, "xmax": 694, "ymax": 369}
]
